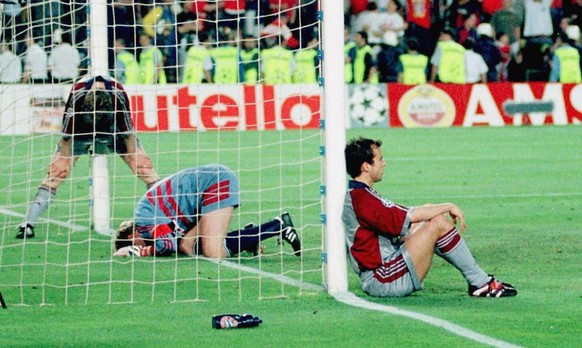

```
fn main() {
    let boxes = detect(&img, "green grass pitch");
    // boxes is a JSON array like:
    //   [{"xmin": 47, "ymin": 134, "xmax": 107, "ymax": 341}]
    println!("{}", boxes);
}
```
[{"xmin": 0, "ymin": 125, "xmax": 581, "ymax": 347}]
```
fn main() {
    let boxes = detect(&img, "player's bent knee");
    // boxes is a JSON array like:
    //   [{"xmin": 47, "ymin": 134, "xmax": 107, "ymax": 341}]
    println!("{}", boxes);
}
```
[
  {"xmin": 202, "ymin": 243, "xmax": 227, "ymax": 259},
  {"xmin": 427, "ymin": 214, "xmax": 454, "ymax": 232},
  {"xmin": 203, "ymin": 249, "xmax": 226, "ymax": 259}
]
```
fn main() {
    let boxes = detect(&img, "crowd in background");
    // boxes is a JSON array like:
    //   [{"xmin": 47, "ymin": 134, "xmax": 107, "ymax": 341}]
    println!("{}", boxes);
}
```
[
  {"xmin": 346, "ymin": 0, "xmax": 582, "ymax": 83},
  {"xmin": 0, "ymin": 0, "xmax": 581, "ymax": 85},
  {"xmin": 0, "ymin": 0, "xmax": 321, "ymax": 85}
]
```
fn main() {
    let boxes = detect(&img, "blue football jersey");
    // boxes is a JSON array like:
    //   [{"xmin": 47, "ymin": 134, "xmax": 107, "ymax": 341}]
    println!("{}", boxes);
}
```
[{"xmin": 134, "ymin": 164, "xmax": 240, "ymax": 234}]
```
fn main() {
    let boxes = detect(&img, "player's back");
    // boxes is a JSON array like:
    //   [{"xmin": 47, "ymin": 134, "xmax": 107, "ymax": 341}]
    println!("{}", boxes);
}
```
[{"xmin": 136, "ymin": 164, "xmax": 240, "ymax": 228}]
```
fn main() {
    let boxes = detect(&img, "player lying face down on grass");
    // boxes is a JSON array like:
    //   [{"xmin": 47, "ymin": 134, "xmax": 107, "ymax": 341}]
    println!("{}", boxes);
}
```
[
  {"xmin": 342, "ymin": 137, "xmax": 517, "ymax": 298},
  {"xmin": 17, "ymin": 75, "xmax": 159, "ymax": 239},
  {"xmin": 113, "ymin": 164, "xmax": 301, "ymax": 258}
]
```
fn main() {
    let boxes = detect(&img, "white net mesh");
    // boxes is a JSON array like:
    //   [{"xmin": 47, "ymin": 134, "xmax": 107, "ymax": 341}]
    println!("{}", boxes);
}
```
[{"xmin": 0, "ymin": 0, "xmax": 324, "ymax": 305}]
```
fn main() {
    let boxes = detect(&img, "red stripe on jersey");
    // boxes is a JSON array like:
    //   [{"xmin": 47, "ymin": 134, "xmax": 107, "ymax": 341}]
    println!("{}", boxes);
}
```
[
  {"xmin": 164, "ymin": 180, "xmax": 190, "ymax": 226},
  {"xmin": 202, "ymin": 180, "xmax": 230, "ymax": 207},
  {"xmin": 436, "ymin": 228, "xmax": 461, "ymax": 254},
  {"xmin": 147, "ymin": 190, "xmax": 155, "ymax": 205},
  {"xmin": 373, "ymin": 255, "xmax": 409, "ymax": 284},
  {"xmin": 156, "ymin": 185, "xmax": 174, "ymax": 219}
]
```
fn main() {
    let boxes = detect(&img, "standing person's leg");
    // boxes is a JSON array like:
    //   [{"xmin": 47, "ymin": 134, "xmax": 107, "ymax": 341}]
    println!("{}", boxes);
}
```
[{"xmin": 18, "ymin": 150, "xmax": 77, "ymax": 238}]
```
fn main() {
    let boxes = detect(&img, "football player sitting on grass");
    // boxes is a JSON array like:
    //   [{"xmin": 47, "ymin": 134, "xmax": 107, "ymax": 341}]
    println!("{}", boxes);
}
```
[
  {"xmin": 343, "ymin": 137, "xmax": 517, "ymax": 298},
  {"xmin": 113, "ymin": 164, "xmax": 301, "ymax": 258}
]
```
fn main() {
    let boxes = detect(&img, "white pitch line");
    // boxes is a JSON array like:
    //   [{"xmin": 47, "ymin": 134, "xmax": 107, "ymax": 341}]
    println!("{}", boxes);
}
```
[
  {"xmin": 206, "ymin": 258, "xmax": 523, "ymax": 348},
  {"xmin": 332, "ymin": 291, "xmax": 523, "ymax": 348},
  {"xmin": 0, "ymin": 206, "xmax": 88, "ymax": 232},
  {"xmin": 203, "ymin": 258, "xmax": 322, "ymax": 292}
]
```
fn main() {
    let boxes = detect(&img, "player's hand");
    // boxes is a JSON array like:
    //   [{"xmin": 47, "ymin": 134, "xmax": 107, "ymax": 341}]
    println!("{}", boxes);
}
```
[
  {"xmin": 113, "ymin": 245, "xmax": 142, "ymax": 257},
  {"xmin": 449, "ymin": 204, "xmax": 467, "ymax": 232},
  {"xmin": 49, "ymin": 156, "xmax": 72, "ymax": 179},
  {"xmin": 137, "ymin": 156, "xmax": 154, "ymax": 171}
]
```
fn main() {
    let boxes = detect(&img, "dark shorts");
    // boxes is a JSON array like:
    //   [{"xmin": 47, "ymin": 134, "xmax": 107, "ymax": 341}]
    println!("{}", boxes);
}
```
[{"xmin": 63, "ymin": 135, "xmax": 134, "ymax": 156}]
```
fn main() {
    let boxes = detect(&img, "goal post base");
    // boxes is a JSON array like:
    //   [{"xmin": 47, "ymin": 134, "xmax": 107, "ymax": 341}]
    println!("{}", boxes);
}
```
[{"xmin": 91, "ymin": 154, "xmax": 112, "ymax": 236}]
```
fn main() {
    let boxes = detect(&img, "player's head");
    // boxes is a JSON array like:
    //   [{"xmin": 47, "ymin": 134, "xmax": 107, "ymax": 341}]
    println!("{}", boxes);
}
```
[
  {"xmin": 345, "ymin": 137, "xmax": 383, "ymax": 179},
  {"xmin": 83, "ymin": 89, "xmax": 113, "ymax": 111},
  {"xmin": 114, "ymin": 220, "xmax": 143, "ymax": 250},
  {"xmin": 80, "ymin": 89, "xmax": 114, "ymax": 127}
]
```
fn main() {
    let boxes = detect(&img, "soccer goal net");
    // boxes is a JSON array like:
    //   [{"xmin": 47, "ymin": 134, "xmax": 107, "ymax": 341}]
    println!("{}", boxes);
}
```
[{"xmin": 0, "ymin": 0, "xmax": 347, "ymax": 306}]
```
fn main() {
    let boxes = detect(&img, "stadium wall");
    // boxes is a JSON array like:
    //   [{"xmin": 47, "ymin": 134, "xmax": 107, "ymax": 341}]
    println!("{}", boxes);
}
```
[{"xmin": 1, "ymin": 82, "xmax": 581, "ymax": 136}]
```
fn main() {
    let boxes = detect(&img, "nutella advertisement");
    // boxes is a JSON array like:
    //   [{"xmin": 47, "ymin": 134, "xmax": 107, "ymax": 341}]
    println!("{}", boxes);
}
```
[{"xmin": 1, "ymin": 83, "xmax": 580, "ymax": 135}]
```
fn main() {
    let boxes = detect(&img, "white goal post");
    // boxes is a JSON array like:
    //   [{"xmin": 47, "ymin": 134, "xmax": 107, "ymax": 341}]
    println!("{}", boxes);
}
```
[
  {"xmin": 321, "ymin": 0, "xmax": 348, "ymax": 295},
  {"xmin": 89, "ymin": 0, "xmax": 113, "ymax": 236}
]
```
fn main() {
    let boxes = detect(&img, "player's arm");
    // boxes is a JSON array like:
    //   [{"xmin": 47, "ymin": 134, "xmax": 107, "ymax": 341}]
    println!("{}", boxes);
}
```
[
  {"xmin": 45, "ymin": 84, "xmax": 84, "ymax": 186},
  {"xmin": 410, "ymin": 203, "xmax": 467, "ymax": 231},
  {"xmin": 121, "ymin": 134, "xmax": 159, "ymax": 186},
  {"xmin": 113, "ymin": 86, "xmax": 159, "ymax": 185},
  {"xmin": 43, "ymin": 138, "xmax": 75, "ymax": 187},
  {"xmin": 116, "ymin": 222, "xmax": 181, "ymax": 257}
]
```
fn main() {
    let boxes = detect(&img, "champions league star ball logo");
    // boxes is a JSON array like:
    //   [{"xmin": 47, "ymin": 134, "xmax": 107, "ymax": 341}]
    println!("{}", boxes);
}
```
[{"xmin": 349, "ymin": 85, "xmax": 388, "ymax": 127}]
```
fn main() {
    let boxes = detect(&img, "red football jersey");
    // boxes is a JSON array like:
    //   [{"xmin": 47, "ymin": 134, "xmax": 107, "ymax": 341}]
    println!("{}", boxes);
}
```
[{"xmin": 343, "ymin": 180, "xmax": 412, "ymax": 271}]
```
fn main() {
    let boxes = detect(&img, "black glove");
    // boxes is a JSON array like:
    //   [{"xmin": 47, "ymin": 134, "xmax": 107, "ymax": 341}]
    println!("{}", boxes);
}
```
[{"xmin": 212, "ymin": 313, "xmax": 262, "ymax": 329}]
